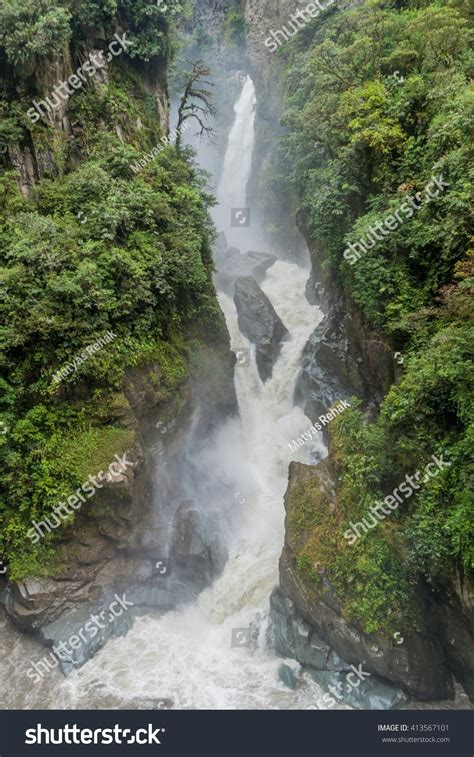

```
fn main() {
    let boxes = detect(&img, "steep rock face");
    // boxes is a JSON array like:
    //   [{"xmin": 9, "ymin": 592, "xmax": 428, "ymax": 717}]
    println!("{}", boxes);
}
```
[
  {"xmin": 294, "ymin": 297, "xmax": 395, "ymax": 424},
  {"xmin": 244, "ymin": 0, "xmax": 300, "ymax": 89},
  {"xmin": 268, "ymin": 588, "xmax": 407, "ymax": 709},
  {"xmin": 435, "ymin": 579, "xmax": 474, "ymax": 701},
  {"xmin": 243, "ymin": 0, "xmax": 396, "ymax": 405},
  {"xmin": 296, "ymin": 213, "xmax": 395, "ymax": 411},
  {"xmin": 234, "ymin": 275, "xmax": 289, "ymax": 381},
  {"xmin": 0, "ymin": 364, "xmax": 190, "ymax": 632},
  {"xmin": 274, "ymin": 459, "xmax": 459, "ymax": 701},
  {"xmin": 4, "ymin": 31, "xmax": 168, "ymax": 195},
  {"xmin": 170, "ymin": 501, "xmax": 227, "ymax": 589}
]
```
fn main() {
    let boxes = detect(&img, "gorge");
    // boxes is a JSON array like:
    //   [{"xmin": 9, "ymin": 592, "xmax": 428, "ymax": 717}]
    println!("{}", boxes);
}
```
[{"xmin": 0, "ymin": 0, "xmax": 472, "ymax": 715}]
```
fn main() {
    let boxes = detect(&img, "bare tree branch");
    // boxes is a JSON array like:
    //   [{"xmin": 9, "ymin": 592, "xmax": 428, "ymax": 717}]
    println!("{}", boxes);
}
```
[{"xmin": 176, "ymin": 60, "xmax": 215, "ymax": 151}]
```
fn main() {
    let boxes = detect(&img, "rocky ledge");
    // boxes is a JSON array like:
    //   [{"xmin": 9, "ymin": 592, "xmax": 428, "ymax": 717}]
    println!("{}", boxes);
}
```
[
  {"xmin": 294, "ymin": 297, "xmax": 395, "ymax": 426},
  {"xmin": 268, "ymin": 458, "xmax": 474, "ymax": 704},
  {"xmin": 268, "ymin": 588, "xmax": 406, "ymax": 709}
]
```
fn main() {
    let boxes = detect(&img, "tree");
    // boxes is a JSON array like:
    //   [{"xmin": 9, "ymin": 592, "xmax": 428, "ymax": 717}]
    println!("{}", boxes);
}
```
[
  {"xmin": 175, "ymin": 60, "xmax": 216, "ymax": 150},
  {"xmin": 0, "ymin": 0, "xmax": 71, "ymax": 65}
]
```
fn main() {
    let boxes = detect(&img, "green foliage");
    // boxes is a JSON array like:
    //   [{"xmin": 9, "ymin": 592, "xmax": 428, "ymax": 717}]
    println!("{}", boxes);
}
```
[
  {"xmin": 223, "ymin": 7, "xmax": 247, "ymax": 48},
  {"xmin": 69, "ymin": 0, "xmax": 117, "ymax": 32},
  {"xmin": 0, "ymin": 10, "xmax": 218, "ymax": 579},
  {"xmin": 271, "ymin": 0, "xmax": 473, "ymax": 331},
  {"xmin": 118, "ymin": 0, "xmax": 185, "ymax": 60},
  {"xmin": 0, "ymin": 0, "xmax": 71, "ymax": 64},
  {"xmin": 291, "ymin": 260, "xmax": 473, "ymax": 633},
  {"xmin": 276, "ymin": 0, "xmax": 474, "ymax": 632},
  {"xmin": 0, "ymin": 0, "xmax": 186, "ymax": 68}
]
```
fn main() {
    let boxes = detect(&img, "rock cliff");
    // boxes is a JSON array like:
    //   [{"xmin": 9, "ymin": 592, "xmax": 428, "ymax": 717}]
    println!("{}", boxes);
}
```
[{"xmin": 242, "ymin": 0, "xmax": 474, "ymax": 705}]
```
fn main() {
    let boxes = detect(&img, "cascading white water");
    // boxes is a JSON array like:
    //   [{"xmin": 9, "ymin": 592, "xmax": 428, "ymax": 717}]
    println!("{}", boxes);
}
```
[
  {"xmin": 1, "ymin": 76, "xmax": 331, "ymax": 710},
  {"xmin": 217, "ymin": 77, "xmax": 256, "ymax": 211}
]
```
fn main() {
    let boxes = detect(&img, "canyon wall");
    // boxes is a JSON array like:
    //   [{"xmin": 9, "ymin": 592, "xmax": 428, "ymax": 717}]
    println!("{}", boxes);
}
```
[{"xmin": 242, "ymin": 0, "xmax": 474, "ymax": 705}]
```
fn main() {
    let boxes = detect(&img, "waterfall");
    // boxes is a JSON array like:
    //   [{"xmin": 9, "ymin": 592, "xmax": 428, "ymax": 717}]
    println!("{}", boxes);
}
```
[
  {"xmin": 217, "ymin": 76, "xmax": 257, "ymax": 211},
  {"xmin": 6, "ymin": 76, "xmax": 329, "ymax": 710}
]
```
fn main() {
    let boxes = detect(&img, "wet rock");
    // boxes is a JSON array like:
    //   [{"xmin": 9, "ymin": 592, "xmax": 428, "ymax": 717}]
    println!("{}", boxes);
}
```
[
  {"xmin": 170, "ymin": 502, "xmax": 227, "ymax": 590},
  {"xmin": 268, "ymin": 588, "xmax": 406, "ymax": 709},
  {"xmin": 294, "ymin": 312, "xmax": 352, "ymax": 425},
  {"xmin": 214, "ymin": 245, "xmax": 276, "ymax": 295},
  {"xmin": 171, "ymin": 503, "xmax": 209, "ymax": 575},
  {"xmin": 278, "ymin": 663, "xmax": 298, "ymax": 690},
  {"xmin": 268, "ymin": 588, "xmax": 332, "ymax": 669},
  {"xmin": 435, "ymin": 577, "xmax": 474, "ymax": 701},
  {"xmin": 38, "ymin": 593, "xmax": 135, "ymax": 676},
  {"xmin": 308, "ymin": 669, "xmax": 406, "ymax": 710},
  {"xmin": 294, "ymin": 303, "xmax": 394, "ymax": 425},
  {"xmin": 234, "ymin": 276, "xmax": 289, "ymax": 381},
  {"xmin": 267, "ymin": 586, "xmax": 297, "ymax": 658}
]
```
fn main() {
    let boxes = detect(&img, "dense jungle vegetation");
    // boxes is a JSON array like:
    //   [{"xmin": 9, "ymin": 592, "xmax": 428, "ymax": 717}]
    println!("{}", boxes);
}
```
[
  {"xmin": 265, "ymin": 0, "xmax": 473, "ymax": 632},
  {"xmin": 0, "ymin": 0, "xmax": 224, "ymax": 579}
]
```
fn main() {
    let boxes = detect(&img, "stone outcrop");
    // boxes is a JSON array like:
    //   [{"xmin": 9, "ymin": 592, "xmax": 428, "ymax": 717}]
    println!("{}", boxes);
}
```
[
  {"xmin": 435, "ymin": 578, "xmax": 474, "ymax": 701},
  {"xmin": 268, "ymin": 588, "xmax": 407, "ymax": 709},
  {"xmin": 214, "ymin": 234, "xmax": 276, "ymax": 295},
  {"xmin": 294, "ymin": 299, "xmax": 394, "ymax": 425},
  {"xmin": 234, "ymin": 275, "xmax": 289, "ymax": 381},
  {"xmin": 0, "ymin": 336, "xmax": 236, "ymax": 671},
  {"xmin": 4, "ymin": 26, "xmax": 168, "ymax": 196},
  {"xmin": 270, "ymin": 458, "xmax": 466, "ymax": 701},
  {"xmin": 170, "ymin": 501, "xmax": 227, "ymax": 589}
]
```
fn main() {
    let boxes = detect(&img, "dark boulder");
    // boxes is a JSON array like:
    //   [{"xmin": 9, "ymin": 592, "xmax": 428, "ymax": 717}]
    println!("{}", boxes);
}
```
[
  {"xmin": 170, "ymin": 502, "xmax": 226, "ymax": 589},
  {"xmin": 234, "ymin": 276, "xmax": 289, "ymax": 382},
  {"xmin": 268, "ymin": 588, "xmax": 407, "ymax": 709}
]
